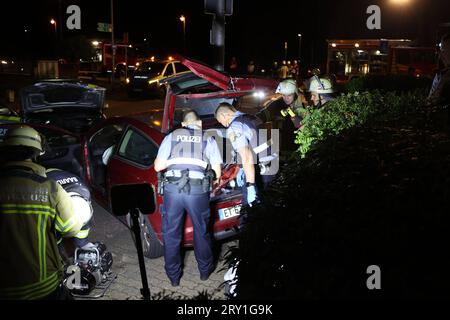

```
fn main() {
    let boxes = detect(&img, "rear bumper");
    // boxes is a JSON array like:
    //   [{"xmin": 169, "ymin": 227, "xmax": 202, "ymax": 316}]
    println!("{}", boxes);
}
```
[{"xmin": 182, "ymin": 189, "xmax": 243, "ymax": 246}]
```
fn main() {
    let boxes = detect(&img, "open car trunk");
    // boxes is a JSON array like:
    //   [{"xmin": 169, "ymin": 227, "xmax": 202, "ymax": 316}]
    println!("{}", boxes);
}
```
[{"xmin": 20, "ymin": 82, "xmax": 106, "ymax": 134}]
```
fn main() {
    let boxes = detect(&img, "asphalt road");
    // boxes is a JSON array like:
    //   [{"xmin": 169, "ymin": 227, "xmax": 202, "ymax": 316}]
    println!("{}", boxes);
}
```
[{"xmin": 104, "ymin": 87, "xmax": 164, "ymax": 117}]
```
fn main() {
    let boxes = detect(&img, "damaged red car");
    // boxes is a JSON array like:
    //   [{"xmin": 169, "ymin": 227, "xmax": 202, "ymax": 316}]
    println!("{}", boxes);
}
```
[{"xmin": 1, "ymin": 56, "xmax": 278, "ymax": 259}]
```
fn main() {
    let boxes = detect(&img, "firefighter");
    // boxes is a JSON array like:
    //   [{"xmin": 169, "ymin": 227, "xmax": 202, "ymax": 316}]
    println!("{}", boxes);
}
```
[
  {"xmin": 0, "ymin": 107, "xmax": 21, "ymax": 124},
  {"xmin": 276, "ymin": 79, "xmax": 307, "ymax": 129},
  {"xmin": 215, "ymin": 103, "xmax": 278, "ymax": 206},
  {"xmin": 308, "ymin": 77, "xmax": 336, "ymax": 108},
  {"xmin": 154, "ymin": 110, "xmax": 222, "ymax": 286},
  {"xmin": 0, "ymin": 125, "xmax": 82, "ymax": 300}
]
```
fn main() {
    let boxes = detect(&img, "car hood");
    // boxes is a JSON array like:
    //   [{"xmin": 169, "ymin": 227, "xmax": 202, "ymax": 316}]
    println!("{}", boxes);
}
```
[
  {"xmin": 174, "ymin": 55, "xmax": 277, "ymax": 92},
  {"xmin": 20, "ymin": 82, "xmax": 106, "ymax": 114}
]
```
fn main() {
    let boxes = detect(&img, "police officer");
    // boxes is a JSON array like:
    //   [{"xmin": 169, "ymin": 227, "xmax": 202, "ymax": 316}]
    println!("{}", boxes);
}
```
[
  {"xmin": 0, "ymin": 126, "xmax": 82, "ymax": 300},
  {"xmin": 154, "ymin": 110, "xmax": 222, "ymax": 286},
  {"xmin": 46, "ymin": 169, "xmax": 94, "ymax": 249},
  {"xmin": 214, "ymin": 103, "xmax": 277, "ymax": 206}
]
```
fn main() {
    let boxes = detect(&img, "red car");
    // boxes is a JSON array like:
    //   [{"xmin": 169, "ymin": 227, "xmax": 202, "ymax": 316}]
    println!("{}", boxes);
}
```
[{"xmin": 0, "ymin": 56, "xmax": 277, "ymax": 259}]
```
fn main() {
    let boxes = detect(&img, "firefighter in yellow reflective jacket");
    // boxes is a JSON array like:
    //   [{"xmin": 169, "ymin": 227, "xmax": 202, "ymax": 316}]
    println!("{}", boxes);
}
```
[
  {"xmin": 0, "ymin": 107, "xmax": 21, "ymax": 124},
  {"xmin": 0, "ymin": 125, "xmax": 82, "ymax": 300}
]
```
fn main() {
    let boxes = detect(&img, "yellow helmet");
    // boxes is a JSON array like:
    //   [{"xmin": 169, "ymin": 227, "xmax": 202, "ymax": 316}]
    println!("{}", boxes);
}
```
[{"xmin": 2, "ymin": 125, "xmax": 43, "ymax": 152}]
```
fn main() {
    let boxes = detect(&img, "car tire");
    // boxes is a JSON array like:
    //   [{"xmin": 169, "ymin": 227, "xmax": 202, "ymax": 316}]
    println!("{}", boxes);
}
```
[{"xmin": 126, "ymin": 212, "xmax": 164, "ymax": 259}]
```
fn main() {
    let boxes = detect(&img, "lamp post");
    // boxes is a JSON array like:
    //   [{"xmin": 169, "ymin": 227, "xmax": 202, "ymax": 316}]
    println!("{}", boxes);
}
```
[
  {"xmin": 179, "ymin": 15, "xmax": 186, "ymax": 54},
  {"xmin": 298, "ymin": 33, "xmax": 302, "ymax": 61},
  {"xmin": 50, "ymin": 19, "xmax": 58, "ymax": 58},
  {"xmin": 50, "ymin": 19, "xmax": 57, "ymax": 34},
  {"xmin": 284, "ymin": 41, "xmax": 288, "ymax": 60}
]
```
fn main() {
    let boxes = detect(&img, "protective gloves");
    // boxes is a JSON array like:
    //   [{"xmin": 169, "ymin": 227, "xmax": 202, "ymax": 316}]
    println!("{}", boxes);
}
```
[
  {"xmin": 236, "ymin": 168, "xmax": 245, "ymax": 187},
  {"xmin": 246, "ymin": 185, "xmax": 257, "ymax": 206}
]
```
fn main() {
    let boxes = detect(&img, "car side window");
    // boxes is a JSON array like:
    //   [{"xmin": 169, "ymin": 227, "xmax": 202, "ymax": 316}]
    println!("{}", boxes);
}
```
[
  {"xmin": 89, "ymin": 124, "xmax": 124, "ymax": 153},
  {"xmin": 174, "ymin": 63, "xmax": 190, "ymax": 74},
  {"xmin": 164, "ymin": 63, "xmax": 174, "ymax": 77},
  {"xmin": 117, "ymin": 127, "xmax": 158, "ymax": 167}
]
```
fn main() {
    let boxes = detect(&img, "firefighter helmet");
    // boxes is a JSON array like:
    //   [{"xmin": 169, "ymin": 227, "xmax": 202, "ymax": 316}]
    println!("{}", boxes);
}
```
[
  {"xmin": 276, "ymin": 79, "xmax": 299, "ymax": 96},
  {"xmin": 309, "ymin": 77, "xmax": 334, "ymax": 94},
  {"xmin": 1, "ymin": 125, "xmax": 43, "ymax": 152}
]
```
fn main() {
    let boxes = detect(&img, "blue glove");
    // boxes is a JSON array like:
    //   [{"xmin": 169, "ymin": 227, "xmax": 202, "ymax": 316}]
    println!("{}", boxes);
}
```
[
  {"xmin": 246, "ymin": 185, "xmax": 257, "ymax": 206},
  {"xmin": 236, "ymin": 168, "xmax": 245, "ymax": 187}
]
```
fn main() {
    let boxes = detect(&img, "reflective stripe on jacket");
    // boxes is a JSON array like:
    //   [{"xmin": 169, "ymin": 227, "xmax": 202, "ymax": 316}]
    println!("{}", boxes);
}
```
[
  {"xmin": 0, "ymin": 161, "xmax": 81, "ymax": 300},
  {"xmin": 167, "ymin": 127, "xmax": 208, "ymax": 173}
]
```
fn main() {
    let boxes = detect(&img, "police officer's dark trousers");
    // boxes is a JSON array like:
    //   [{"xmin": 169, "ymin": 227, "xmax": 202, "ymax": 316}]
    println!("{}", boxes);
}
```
[{"xmin": 162, "ymin": 183, "xmax": 213, "ymax": 283}]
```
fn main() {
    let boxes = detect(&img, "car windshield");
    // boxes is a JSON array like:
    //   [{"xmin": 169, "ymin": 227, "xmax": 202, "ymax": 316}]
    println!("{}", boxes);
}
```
[
  {"xmin": 135, "ymin": 62, "xmax": 165, "ymax": 75},
  {"xmin": 172, "ymin": 96, "xmax": 235, "ymax": 128}
]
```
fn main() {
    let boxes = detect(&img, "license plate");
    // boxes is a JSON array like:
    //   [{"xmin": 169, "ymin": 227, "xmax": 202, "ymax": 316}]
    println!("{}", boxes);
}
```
[
  {"xmin": 218, "ymin": 205, "xmax": 242, "ymax": 221},
  {"xmin": 133, "ymin": 88, "xmax": 143, "ymax": 92}
]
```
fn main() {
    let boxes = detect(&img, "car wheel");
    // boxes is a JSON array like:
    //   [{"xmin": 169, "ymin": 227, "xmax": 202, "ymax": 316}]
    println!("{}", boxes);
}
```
[{"xmin": 126, "ymin": 212, "xmax": 164, "ymax": 259}]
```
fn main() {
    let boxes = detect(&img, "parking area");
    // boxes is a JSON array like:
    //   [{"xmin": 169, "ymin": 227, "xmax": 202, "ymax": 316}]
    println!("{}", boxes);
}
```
[{"xmin": 87, "ymin": 201, "xmax": 235, "ymax": 300}]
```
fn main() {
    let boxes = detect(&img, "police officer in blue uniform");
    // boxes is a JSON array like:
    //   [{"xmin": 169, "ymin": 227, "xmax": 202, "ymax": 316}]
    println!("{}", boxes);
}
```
[
  {"xmin": 215, "ymin": 103, "xmax": 277, "ymax": 206},
  {"xmin": 154, "ymin": 109, "xmax": 222, "ymax": 286},
  {"xmin": 46, "ymin": 169, "xmax": 93, "ymax": 249}
]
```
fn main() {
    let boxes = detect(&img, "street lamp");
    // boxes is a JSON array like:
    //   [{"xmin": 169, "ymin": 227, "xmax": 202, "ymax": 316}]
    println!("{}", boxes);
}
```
[
  {"xmin": 389, "ymin": 0, "xmax": 411, "ymax": 5},
  {"xmin": 298, "ymin": 33, "xmax": 302, "ymax": 61},
  {"xmin": 284, "ymin": 41, "xmax": 288, "ymax": 60},
  {"xmin": 50, "ymin": 19, "xmax": 58, "ymax": 57},
  {"xmin": 50, "ymin": 19, "xmax": 58, "ymax": 38},
  {"xmin": 50, "ymin": 19, "xmax": 57, "ymax": 31},
  {"xmin": 179, "ymin": 15, "xmax": 186, "ymax": 54}
]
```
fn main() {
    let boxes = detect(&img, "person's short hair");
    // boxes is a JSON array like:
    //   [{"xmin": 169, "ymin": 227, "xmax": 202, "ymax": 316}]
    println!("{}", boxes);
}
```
[
  {"xmin": 214, "ymin": 102, "xmax": 236, "ymax": 118},
  {"xmin": 182, "ymin": 109, "xmax": 200, "ymax": 123}
]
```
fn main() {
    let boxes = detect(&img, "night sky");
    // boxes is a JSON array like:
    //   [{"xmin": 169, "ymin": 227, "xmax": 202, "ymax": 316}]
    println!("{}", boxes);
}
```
[{"xmin": 1, "ymin": 0, "xmax": 449, "ymax": 69}]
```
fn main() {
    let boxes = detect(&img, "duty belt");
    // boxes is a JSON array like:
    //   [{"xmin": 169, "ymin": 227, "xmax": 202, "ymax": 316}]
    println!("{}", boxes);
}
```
[
  {"xmin": 166, "ymin": 177, "xmax": 203, "ymax": 185},
  {"xmin": 165, "ymin": 169, "xmax": 205, "ymax": 179},
  {"xmin": 165, "ymin": 169, "xmax": 203, "ymax": 194}
]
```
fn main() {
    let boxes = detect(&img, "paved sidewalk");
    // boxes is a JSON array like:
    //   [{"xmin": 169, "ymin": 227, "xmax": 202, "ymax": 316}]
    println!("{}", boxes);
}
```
[{"xmin": 87, "ymin": 201, "xmax": 236, "ymax": 300}]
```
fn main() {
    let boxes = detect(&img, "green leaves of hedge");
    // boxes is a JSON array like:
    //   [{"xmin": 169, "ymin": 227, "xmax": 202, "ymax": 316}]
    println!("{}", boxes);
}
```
[{"xmin": 295, "ymin": 90, "xmax": 427, "ymax": 158}]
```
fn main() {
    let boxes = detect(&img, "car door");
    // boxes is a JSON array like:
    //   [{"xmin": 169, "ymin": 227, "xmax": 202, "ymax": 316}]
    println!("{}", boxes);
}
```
[
  {"xmin": 82, "ymin": 118, "xmax": 129, "ymax": 205},
  {"xmin": 83, "ymin": 117, "xmax": 164, "ymax": 207}
]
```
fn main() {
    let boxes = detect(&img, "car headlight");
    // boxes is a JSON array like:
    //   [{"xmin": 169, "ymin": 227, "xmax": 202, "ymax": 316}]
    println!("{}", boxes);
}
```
[
  {"xmin": 148, "ymin": 79, "xmax": 158, "ymax": 85},
  {"xmin": 126, "ymin": 77, "xmax": 130, "ymax": 84},
  {"xmin": 253, "ymin": 91, "xmax": 266, "ymax": 99}
]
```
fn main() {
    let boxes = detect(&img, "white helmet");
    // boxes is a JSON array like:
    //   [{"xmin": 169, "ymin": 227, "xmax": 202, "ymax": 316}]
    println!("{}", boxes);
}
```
[
  {"xmin": 276, "ymin": 79, "xmax": 299, "ymax": 96},
  {"xmin": 309, "ymin": 77, "xmax": 334, "ymax": 94}
]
